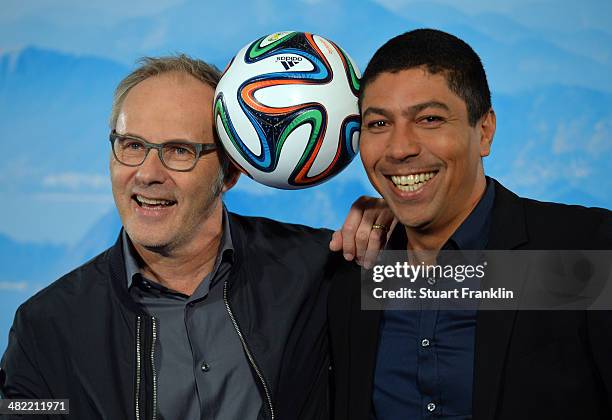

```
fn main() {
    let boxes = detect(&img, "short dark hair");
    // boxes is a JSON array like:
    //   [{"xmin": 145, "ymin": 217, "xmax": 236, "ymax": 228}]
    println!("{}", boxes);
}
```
[{"xmin": 360, "ymin": 29, "xmax": 491, "ymax": 126}]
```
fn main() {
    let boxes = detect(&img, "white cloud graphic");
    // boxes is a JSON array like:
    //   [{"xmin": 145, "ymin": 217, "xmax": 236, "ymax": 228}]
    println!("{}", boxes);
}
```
[
  {"xmin": 42, "ymin": 172, "xmax": 109, "ymax": 190},
  {"xmin": 0, "ymin": 281, "xmax": 28, "ymax": 291},
  {"xmin": 34, "ymin": 192, "xmax": 114, "ymax": 204}
]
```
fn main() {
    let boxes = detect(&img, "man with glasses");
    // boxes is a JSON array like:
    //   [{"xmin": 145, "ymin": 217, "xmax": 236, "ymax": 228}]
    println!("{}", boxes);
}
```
[{"xmin": 0, "ymin": 55, "xmax": 390, "ymax": 420}]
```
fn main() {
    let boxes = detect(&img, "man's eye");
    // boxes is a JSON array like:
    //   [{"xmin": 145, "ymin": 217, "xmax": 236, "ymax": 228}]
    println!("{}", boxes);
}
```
[
  {"xmin": 122, "ymin": 140, "xmax": 144, "ymax": 150},
  {"xmin": 418, "ymin": 115, "xmax": 445, "ymax": 126},
  {"xmin": 166, "ymin": 144, "xmax": 195, "ymax": 156},
  {"xmin": 365, "ymin": 120, "xmax": 388, "ymax": 129}
]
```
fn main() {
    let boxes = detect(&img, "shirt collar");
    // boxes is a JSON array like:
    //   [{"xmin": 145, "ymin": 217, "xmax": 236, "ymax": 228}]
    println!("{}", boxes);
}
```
[
  {"xmin": 123, "ymin": 205, "xmax": 235, "ymax": 289},
  {"xmin": 122, "ymin": 230, "xmax": 140, "ymax": 289},
  {"xmin": 447, "ymin": 176, "xmax": 495, "ymax": 250}
]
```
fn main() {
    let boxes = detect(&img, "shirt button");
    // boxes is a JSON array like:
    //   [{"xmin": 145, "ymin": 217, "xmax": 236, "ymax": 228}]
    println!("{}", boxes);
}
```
[
  {"xmin": 427, "ymin": 402, "xmax": 436, "ymax": 412},
  {"xmin": 427, "ymin": 277, "xmax": 436, "ymax": 285},
  {"xmin": 421, "ymin": 338, "xmax": 430, "ymax": 347},
  {"xmin": 201, "ymin": 363, "xmax": 210, "ymax": 372}
]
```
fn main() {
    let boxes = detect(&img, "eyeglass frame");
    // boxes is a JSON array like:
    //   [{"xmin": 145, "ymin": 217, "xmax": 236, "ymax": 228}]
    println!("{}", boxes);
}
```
[{"xmin": 109, "ymin": 130, "xmax": 218, "ymax": 172}]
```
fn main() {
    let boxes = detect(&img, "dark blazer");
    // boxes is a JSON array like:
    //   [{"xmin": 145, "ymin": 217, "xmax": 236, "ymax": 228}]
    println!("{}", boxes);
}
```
[
  {"xmin": 328, "ymin": 180, "xmax": 612, "ymax": 420},
  {"xmin": 1, "ymin": 213, "xmax": 340, "ymax": 420}
]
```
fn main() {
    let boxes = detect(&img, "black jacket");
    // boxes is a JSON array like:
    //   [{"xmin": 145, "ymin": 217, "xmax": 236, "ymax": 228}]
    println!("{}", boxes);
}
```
[
  {"xmin": 329, "ymin": 180, "xmax": 612, "ymax": 420},
  {"xmin": 1, "ymin": 213, "xmax": 343, "ymax": 420}
]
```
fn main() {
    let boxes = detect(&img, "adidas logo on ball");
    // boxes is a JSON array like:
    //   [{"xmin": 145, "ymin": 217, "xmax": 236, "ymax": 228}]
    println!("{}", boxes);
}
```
[{"xmin": 276, "ymin": 56, "xmax": 302, "ymax": 70}]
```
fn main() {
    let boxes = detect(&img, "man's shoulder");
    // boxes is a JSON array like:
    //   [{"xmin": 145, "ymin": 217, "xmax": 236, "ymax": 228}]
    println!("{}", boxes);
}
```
[
  {"xmin": 519, "ymin": 195, "xmax": 611, "ymax": 248},
  {"xmin": 228, "ymin": 212, "xmax": 334, "ymax": 246},
  {"xmin": 520, "ymin": 195, "xmax": 609, "ymax": 227},
  {"xmin": 491, "ymin": 180, "xmax": 610, "ymax": 248},
  {"xmin": 17, "ymin": 247, "xmax": 114, "ymax": 320},
  {"xmin": 226, "ymin": 212, "xmax": 345, "ymax": 274}
]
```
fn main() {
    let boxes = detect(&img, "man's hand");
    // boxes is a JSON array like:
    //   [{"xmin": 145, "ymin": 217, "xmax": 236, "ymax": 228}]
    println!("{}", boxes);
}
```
[{"xmin": 329, "ymin": 196, "xmax": 396, "ymax": 268}]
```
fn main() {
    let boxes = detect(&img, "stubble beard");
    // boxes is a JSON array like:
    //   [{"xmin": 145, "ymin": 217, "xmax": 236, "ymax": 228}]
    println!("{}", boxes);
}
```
[{"xmin": 128, "ymin": 166, "xmax": 226, "ymax": 256}]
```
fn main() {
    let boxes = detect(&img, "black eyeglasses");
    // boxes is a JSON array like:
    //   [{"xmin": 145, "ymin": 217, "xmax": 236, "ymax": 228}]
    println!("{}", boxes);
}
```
[{"xmin": 109, "ymin": 131, "xmax": 218, "ymax": 172}]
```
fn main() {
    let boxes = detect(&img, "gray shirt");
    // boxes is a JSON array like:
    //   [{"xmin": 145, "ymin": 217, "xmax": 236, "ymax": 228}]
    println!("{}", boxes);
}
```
[{"xmin": 123, "ymin": 209, "xmax": 262, "ymax": 420}]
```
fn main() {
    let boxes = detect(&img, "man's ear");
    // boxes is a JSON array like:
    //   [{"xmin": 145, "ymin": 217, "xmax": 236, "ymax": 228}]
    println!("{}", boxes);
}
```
[
  {"xmin": 222, "ymin": 164, "xmax": 241, "ymax": 193},
  {"xmin": 479, "ymin": 109, "xmax": 496, "ymax": 157}
]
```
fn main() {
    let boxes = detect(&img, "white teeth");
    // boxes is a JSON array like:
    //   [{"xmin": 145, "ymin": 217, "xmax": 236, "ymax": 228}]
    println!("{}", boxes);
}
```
[
  {"xmin": 390, "ymin": 171, "xmax": 436, "ymax": 190},
  {"xmin": 397, "ymin": 184, "xmax": 421, "ymax": 192},
  {"xmin": 136, "ymin": 195, "xmax": 174, "ymax": 206}
]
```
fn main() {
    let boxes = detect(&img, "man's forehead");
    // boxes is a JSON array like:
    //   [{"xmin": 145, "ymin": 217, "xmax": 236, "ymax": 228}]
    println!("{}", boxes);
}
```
[
  {"xmin": 123, "ymin": 72, "xmax": 213, "ymax": 108},
  {"xmin": 116, "ymin": 72, "xmax": 214, "ymax": 140},
  {"xmin": 361, "ymin": 68, "xmax": 463, "ymax": 112},
  {"xmin": 364, "ymin": 68, "xmax": 448, "ymax": 93}
]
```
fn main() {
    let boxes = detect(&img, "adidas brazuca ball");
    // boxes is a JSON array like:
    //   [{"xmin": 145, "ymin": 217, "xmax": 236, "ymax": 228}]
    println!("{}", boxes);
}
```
[{"xmin": 214, "ymin": 31, "xmax": 361, "ymax": 189}]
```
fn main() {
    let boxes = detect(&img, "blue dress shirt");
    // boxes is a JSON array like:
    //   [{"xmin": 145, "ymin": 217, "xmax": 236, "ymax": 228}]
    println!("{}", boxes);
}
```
[{"xmin": 372, "ymin": 178, "xmax": 495, "ymax": 419}]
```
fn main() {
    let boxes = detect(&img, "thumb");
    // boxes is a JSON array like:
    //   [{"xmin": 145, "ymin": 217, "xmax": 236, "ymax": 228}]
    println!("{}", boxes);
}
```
[{"xmin": 329, "ymin": 230, "xmax": 343, "ymax": 251}]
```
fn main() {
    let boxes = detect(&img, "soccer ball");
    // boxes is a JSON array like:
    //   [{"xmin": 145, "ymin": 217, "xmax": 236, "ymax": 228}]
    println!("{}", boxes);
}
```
[{"xmin": 214, "ymin": 31, "xmax": 361, "ymax": 189}]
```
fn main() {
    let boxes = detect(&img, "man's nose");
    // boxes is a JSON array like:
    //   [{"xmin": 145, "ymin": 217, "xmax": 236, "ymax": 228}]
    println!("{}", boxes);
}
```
[
  {"xmin": 386, "ymin": 122, "xmax": 421, "ymax": 162},
  {"xmin": 134, "ymin": 148, "xmax": 168, "ymax": 185}
]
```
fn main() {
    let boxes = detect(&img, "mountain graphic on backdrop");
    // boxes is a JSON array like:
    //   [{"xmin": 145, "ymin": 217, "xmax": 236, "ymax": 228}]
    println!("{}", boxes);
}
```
[
  {"xmin": 0, "ymin": 33, "xmax": 611, "ymax": 352},
  {"xmin": 1, "ymin": 46, "xmax": 610, "ymax": 281}
]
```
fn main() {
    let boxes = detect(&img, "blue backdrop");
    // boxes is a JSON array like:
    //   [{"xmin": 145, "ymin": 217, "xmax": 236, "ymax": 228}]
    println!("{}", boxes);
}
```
[{"xmin": 1, "ymin": 0, "xmax": 611, "ymax": 352}]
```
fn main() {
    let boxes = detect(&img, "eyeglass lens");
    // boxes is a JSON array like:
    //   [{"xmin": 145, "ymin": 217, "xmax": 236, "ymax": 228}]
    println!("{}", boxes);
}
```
[{"xmin": 113, "ymin": 137, "xmax": 198, "ymax": 170}]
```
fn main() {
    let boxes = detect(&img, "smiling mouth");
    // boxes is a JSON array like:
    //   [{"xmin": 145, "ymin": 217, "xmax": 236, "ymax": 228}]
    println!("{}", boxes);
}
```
[
  {"xmin": 133, "ymin": 194, "xmax": 177, "ymax": 208},
  {"xmin": 389, "ymin": 171, "xmax": 437, "ymax": 192}
]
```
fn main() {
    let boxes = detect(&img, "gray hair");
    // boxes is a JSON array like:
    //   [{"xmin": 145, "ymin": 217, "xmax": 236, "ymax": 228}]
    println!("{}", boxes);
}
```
[{"xmin": 110, "ymin": 54, "xmax": 234, "ymax": 184}]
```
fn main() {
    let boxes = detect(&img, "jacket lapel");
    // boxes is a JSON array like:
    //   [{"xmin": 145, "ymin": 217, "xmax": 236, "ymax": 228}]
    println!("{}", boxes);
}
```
[
  {"xmin": 348, "ymin": 268, "xmax": 382, "ymax": 420},
  {"xmin": 473, "ymin": 181, "xmax": 529, "ymax": 420}
]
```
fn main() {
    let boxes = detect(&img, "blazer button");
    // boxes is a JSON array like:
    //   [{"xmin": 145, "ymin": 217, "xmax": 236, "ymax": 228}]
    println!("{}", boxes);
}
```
[{"xmin": 201, "ymin": 363, "xmax": 210, "ymax": 372}]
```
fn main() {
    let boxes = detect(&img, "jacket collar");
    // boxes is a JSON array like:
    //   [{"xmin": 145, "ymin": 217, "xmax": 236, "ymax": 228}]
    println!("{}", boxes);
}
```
[
  {"xmin": 107, "ymin": 208, "xmax": 248, "ymax": 316},
  {"xmin": 108, "ymin": 231, "xmax": 148, "ymax": 316},
  {"xmin": 486, "ymin": 179, "xmax": 529, "ymax": 250},
  {"xmin": 472, "ymin": 179, "xmax": 529, "ymax": 420}
]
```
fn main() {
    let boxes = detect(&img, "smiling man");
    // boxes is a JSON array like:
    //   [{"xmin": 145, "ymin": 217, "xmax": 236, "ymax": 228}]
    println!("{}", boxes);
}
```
[
  {"xmin": 0, "ymin": 55, "xmax": 391, "ymax": 420},
  {"xmin": 329, "ymin": 29, "xmax": 612, "ymax": 420},
  {"xmin": 110, "ymin": 69, "xmax": 230, "ymax": 297},
  {"xmin": 359, "ymin": 65, "xmax": 494, "ymax": 251}
]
